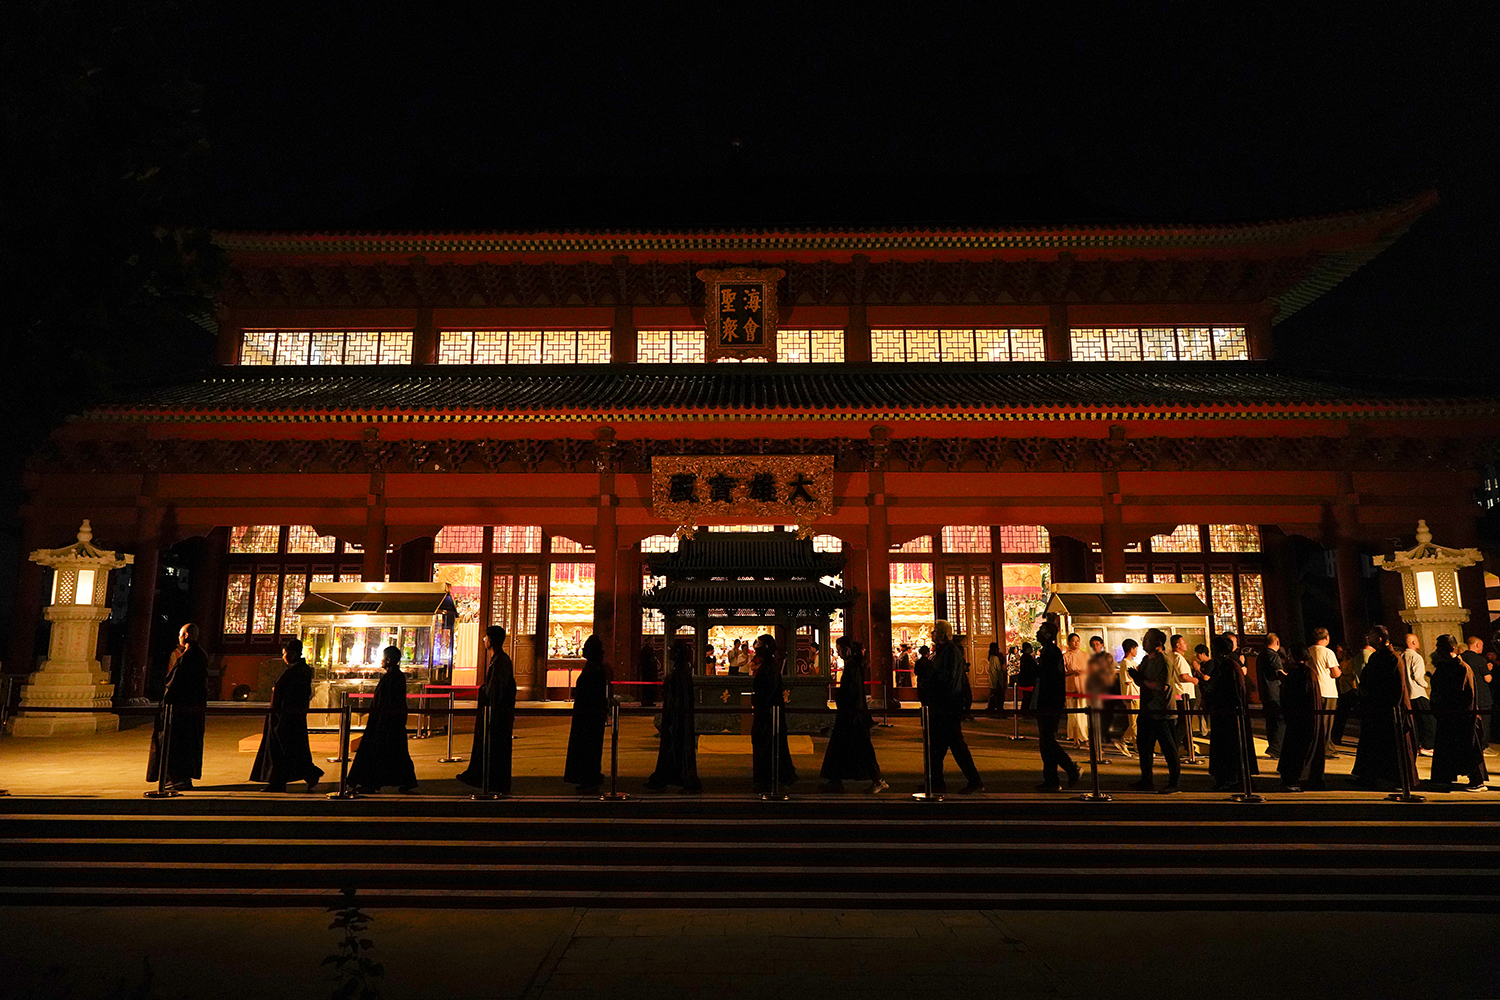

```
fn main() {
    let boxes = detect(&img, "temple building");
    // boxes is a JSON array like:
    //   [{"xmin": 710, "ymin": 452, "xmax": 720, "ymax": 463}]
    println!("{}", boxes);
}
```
[{"xmin": 11, "ymin": 190, "xmax": 1499, "ymax": 704}]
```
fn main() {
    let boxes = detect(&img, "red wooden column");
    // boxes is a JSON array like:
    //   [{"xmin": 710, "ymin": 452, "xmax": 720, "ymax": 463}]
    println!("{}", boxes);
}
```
[
  {"xmin": 1260, "ymin": 525, "xmax": 1305, "ymax": 647},
  {"xmin": 362, "ymin": 472, "xmax": 388, "ymax": 582},
  {"xmin": 191, "ymin": 527, "xmax": 227, "ymax": 699},
  {"xmin": 412, "ymin": 305, "xmax": 438, "ymax": 365},
  {"xmin": 122, "ymin": 501, "xmax": 165, "ymax": 703},
  {"xmin": 844, "ymin": 544, "xmax": 869, "ymax": 644},
  {"xmin": 845, "ymin": 254, "xmax": 872, "ymax": 364},
  {"xmin": 865, "ymin": 428, "xmax": 894, "ymax": 693},
  {"xmin": 611, "ymin": 256, "xmax": 637, "ymax": 365},
  {"xmin": 1048, "ymin": 533, "xmax": 1090, "ymax": 585},
  {"xmin": 592, "ymin": 427, "xmax": 619, "ymax": 669},
  {"xmin": 1045, "ymin": 303, "xmax": 1070, "ymax": 361},
  {"xmin": 1100, "ymin": 471, "xmax": 1126, "ymax": 583}
]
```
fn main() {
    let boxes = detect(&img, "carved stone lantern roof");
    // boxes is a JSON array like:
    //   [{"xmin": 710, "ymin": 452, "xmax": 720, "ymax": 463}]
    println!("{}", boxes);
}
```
[
  {"xmin": 29, "ymin": 520, "xmax": 133, "ymax": 572},
  {"xmin": 1373, "ymin": 519, "xmax": 1481, "ymax": 574}
]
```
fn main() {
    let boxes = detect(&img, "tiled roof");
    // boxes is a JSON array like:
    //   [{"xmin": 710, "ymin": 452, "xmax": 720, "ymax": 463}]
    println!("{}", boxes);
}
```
[
  {"xmin": 84, "ymin": 363, "xmax": 1499, "ymax": 423},
  {"xmin": 642, "ymin": 579, "xmax": 852, "ymax": 611},
  {"xmin": 647, "ymin": 534, "xmax": 844, "ymax": 577}
]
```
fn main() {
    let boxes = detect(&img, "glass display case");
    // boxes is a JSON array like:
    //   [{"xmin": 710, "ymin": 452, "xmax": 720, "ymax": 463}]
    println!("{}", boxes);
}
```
[
  {"xmin": 1044, "ymin": 583, "xmax": 1211, "ymax": 661},
  {"xmin": 294, "ymin": 582, "xmax": 458, "ymax": 709}
]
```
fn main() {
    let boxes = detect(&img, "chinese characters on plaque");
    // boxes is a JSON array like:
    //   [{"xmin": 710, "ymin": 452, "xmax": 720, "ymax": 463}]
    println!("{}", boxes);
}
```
[
  {"xmin": 697, "ymin": 267, "xmax": 784, "ymax": 362},
  {"xmin": 651, "ymin": 455, "xmax": 834, "ymax": 535}
]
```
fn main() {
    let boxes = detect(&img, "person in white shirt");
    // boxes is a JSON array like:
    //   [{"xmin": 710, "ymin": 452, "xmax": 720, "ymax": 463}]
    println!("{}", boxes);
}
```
[
  {"xmin": 1306, "ymin": 627, "xmax": 1342, "ymax": 760},
  {"xmin": 1063, "ymin": 633, "xmax": 1090, "ymax": 747},
  {"xmin": 1116, "ymin": 638, "xmax": 1141, "ymax": 754},
  {"xmin": 1169, "ymin": 634, "xmax": 1199, "ymax": 752},
  {"xmin": 1403, "ymin": 633, "xmax": 1435, "ymax": 754}
]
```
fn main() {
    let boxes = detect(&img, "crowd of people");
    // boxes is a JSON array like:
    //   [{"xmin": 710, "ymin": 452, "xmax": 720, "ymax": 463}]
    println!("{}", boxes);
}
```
[{"xmin": 140, "ymin": 616, "xmax": 1493, "ymax": 798}]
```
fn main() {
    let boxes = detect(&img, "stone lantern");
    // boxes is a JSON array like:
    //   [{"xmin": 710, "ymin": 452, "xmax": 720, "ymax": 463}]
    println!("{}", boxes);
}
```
[
  {"xmin": 8, "ymin": 520, "xmax": 132, "ymax": 736},
  {"xmin": 1373, "ymin": 519, "xmax": 1483, "ymax": 654}
]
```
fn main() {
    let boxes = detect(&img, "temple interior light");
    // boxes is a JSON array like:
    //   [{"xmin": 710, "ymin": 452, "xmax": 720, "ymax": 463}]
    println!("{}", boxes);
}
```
[{"xmin": 74, "ymin": 569, "xmax": 95, "ymax": 605}]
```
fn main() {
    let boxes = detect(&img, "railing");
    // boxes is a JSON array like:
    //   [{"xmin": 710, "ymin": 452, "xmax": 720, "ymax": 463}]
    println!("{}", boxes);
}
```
[{"xmin": 0, "ymin": 697, "xmax": 1475, "ymax": 805}]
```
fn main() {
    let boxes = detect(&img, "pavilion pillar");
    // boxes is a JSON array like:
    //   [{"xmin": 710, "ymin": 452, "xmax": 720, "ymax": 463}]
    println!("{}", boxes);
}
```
[
  {"xmin": 932, "ymin": 531, "xmax": 949, "ymax": 622},
  {"xmin": 7, "ymin": 511, "xmax": 49, "ymax": 682},
  {"xmin": 617, "ymin": 542, "xmax": 642, "ymax": 681},
  {"xmin": 122, "ymin": 504, "xmax": 164, "ymax": 704},
  {"xmin": 1100, "ymin": 473, "xmax": 1126, "ymax": 583},
  {"xmin": 846, "ymin": 255, "xmax": 872, "ymax": 364},
  {"xmin": 362, "ymin": 472, "xmax": 388, "ymax": 583},
  {"xmin": 535, "ymin": 533, "xmax": 553, "ymax": 699},
  {"xmin": 845, "ymin": 544, "xmax": 869, "ymax": 643},
  {"xmin": 1049, "ymin": 533, "xmax": 1090, "ymax": 585},
  {"xmin": 593, "ymin": 427, "xmax": 619, "ymax": 668},
  {"xmin": 866, "ymin": 427, "xmax": 894, "ymax": 694}
]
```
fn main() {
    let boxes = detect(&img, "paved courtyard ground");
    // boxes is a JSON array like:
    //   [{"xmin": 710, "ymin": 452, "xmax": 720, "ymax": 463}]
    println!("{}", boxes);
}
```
[
  {"xmin": 1, "ymin": 707, "xmax": 1492, "ymax": 801},
  {"xmin": 3, "ymin": 904, "xmax": 1495, "ymax": 999}
]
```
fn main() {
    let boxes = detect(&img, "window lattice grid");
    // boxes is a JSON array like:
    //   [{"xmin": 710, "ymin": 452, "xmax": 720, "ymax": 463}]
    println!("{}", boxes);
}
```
[
  {"xmin": 812, "ymin": 534, "xmax": 843, "ymax": 553},
  {"xmin": 508, "ymin": 329, "xmax": 542, "ymax": 365},
  {"xmin": 997, "ymin": 525, "xmax": 1050, "ymax": 553},
  {"xmin": 871, "ymin": 329, "xmax": 905, "ymax": 363},
  {"xmin": 376, "ymin": 331, "xmax": 412, "ymax": 365},
  {"xmin": 939, "ymin": 329, "xmax": 977, "ymax": 363},
  {"xmin": 251, "ymin": 572, "xmax": 281, "ymax": 635},
  {"xmin": 287, "ymin": 526, "xmax": 336, "ymax": 554},
  {"xmin": 811, "ymin": 329, "xmax": 844, "ymax": 363},
  {"xmin": 1238, "ymin": 572, "xmax": 1267, "ymax": 634},
  {"xmin": 490, "ymin": 573, "xmax": 514, "ymax": 629},
  {"xmin": 776, "ymin": 329, "xmax": 845, "ymax": 364},
  {"xmin": 1070, "ymin": 328, "xmax": 1107, "ymax": 362},
  {"xmin": 230, "ymin": 526, "xmax": 281, "ymax": 554},
  {"xmin": 438, "ymin": 330, "xmax": 474, "ymax": 364},
  {"xmin": 223, "ymin": 572, "xmax": 252, "ymax": 634},
  {"xmin": 577, "ymin": 330, "xmax": 610, "ymax": 364},
  {"xmin": 541, "ymin": 331, "xmax": 576, "ymax": 365},
  {"xmin": 1180, "ymin": 568, "xmax": 1207, "ymax": 606},
  {"xmin": 637, "ymin": 330, "xmax": 671, "ymax": 364},
  {"xmin": 273, "ymin": 330, "xmax": 311, "ymax": 366},
  {"xmin": 1210, "ymin": 572, "xmax": 1238, "ymax": 634},
  {"xmin": 550, "ymin": 535, "xmax": 593, "ymax": 554},
  {"xmin": 973, "ymin": 574, "xmax": 995, "ymax": 634},
  {"xmin": 240, "ymin": 331, "xmax": 276, "ymax": 366},
  {"xmin": 434, "ymin": 526, "xmax": 486, "ymax": 554},
  {"xmin": 940, "ymin": 525, "xmax": 992, "ymax": 553},
  {"xmin": 975, "ymin": 329, "xmax": 1008, "ymax": 362},
  {"xmin": 905, "ymin": 329, "xmax": 941, "ymax": 363},
  {"xmin": 1141, "ymin": 327, "xmax": 1178, "ymax": 362},
  {"xmin": 1153, "ymin": 572, "xmax": 1178, "ymax": 585},
  {"xmin": 474, "ymin": 331, "xmax": 508, "ymax": 364},
  {"xmin": 642, "ymin": 573, "xmax": 666, "ymax": 635},
  {"xmin": 343, "ymin": 331, "xmax": 380, "ymax": 365},
  {"xmin": 1009, "ymin": 328, "xmax": 1046, "ymax": 362},
  {"xmin": 280, "ymin": 572, "xmax": 308, "ymax": 634},
  {"xmin": 945, "ymin": 575, "xmax": 968, "ymax": 632},
  {"xmin": 672, "ymin": 329, "xmax": 704, "ymax": 364},
  {"xmin": 518, "ymin": 573, "xmax": 538, "ymax": 632},
  {"xmin": 1212, "ymin": 327, "xmax": 1250, "ymax": 361},
  {"xmin": 1105, "ymin": 327, "xmax": 1144, "ymax": 362},
  {"xmin": 1149, "ymin": 524, "xmax": 1202, "ymax": 554},
  {"xmin": 1208, "ymin": 524, "xmax": 1261, "ymax": 553},
  {"xmin": 874, "ymin": 328, "xmax": 1045, "ymax": 363},
  {"xmin": 493, "ymin": 526, "xmax": 542, "ymax": 554},
  {"xmin": 1178, "ymin": 327, "xmax": 1213, "ymax": 361},
  {"xmin": 891, "ymin": 536, "xmax": 933, "ymax": 553},
  {"xmin": 640, "ymin": 534, "xmax": 679, "ymax": 554},
  {"xmin": 310, "ymin": 331, "xmax": 345, "ymax": 365}
]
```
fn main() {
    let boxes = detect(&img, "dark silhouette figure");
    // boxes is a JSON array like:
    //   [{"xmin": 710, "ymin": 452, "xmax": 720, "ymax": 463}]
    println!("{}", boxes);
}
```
[
  {"xmin": 563, "ymin": 634, "xmax": 609, "ymax": 791},
  {"xmin": 751, "ymin": 633, "xmax": 798, "ymax": 791},
  {"xmin": 458, "ymin": 625, "xmax": 517, "ymax": 794},
  {"xmin": 1351, "ymin": 626, "xmax": 1418, "ymax": 790},
  {"xmin": 1206, "ymin": 635, "xmax": 1257, "ymax": 791},
  {"xmin": 1429, "ymin": 634, "xmax": 1489, "ymax": 791},
  {"xmin": 250, "ymin": 638, "xmax": 324, "ymax": 791},
  {"xmin": 1033, "ymin": 624, "xmax": 1080, "ymax": 791},
  {"xmin": 646, "ymin": 641, "xmax": 701, "ymax": 791},
  {"xmin": 921, "ymin": 620, "xmax": 983, "ymax": 793},
  {"xmin": 820, "ymin": 638, "xmax": 886, "ymax": 792},
  {"xmin": 146, "ymin": 623, "xmax": 210, "ymax": 790},
  {"xmin": 1277, "ymin": 646, "xmax": 1326, "ymax": 791},
  {"xmin": 638, "ymin": 644, "xmax": 659, "ymax": 708},
  {"xmin": 1256, "ymin": 638, "xmax": 1287, "ymax": 758},
  {"xmin": 346, "ymin": 646, "xmax": 419, "ymax": 793}
]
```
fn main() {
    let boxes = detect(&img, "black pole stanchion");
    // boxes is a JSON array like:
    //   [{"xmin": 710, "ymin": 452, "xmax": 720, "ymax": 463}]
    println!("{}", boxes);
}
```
[
  {"xmin": 144, "ymin": 705, "xmax": 179, "ymax": 798},
  {"xmin": 1387, "ymin": 705, "xmax": 1426, "ymax": 803},
  {"xmin": 601, "ymin": 700, "xmax": 629, "ymax": 801},
  {"xmin": 0, "ymin": 678, "xmax": 10, "ymax": 796},
  {"xmin": 913, "ymin": 704, "xmax": 942, "ymax": 801},
  {"xmin": 470, "ymin": 703, "xmax": 502, "ymax": 800},
  {"xmin": 1077, "ymin": 697, "xmax": 1111, "ymax": 801},
  {"xmin": 437, "ymin": 691, "xmax": 463, "ymax": 763},
  {"xmin": 328, "ymin": 703, "xmax": 359, "ymax": 799},
  {"xmin": 1007, "ymin": 683, "xmax": 1026, "ymax": 741},
  {"xmin": 761, "ymin": 704, "xmax": 789, "ymax": 801},
  {"xmin": 1230, "ymin": 700, "xmax": 1263, "ymax": 803},
  {"xmin": 1182, "ymin": 700, "xmax": 1200, "ymax": 765},
  {"xmin": 877, "ymin": 682, "xmax": 892, "ymax": 728}
]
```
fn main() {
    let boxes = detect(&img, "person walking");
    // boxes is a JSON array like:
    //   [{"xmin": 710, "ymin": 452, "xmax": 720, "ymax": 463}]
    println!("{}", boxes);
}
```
[
  {"xmin": 820, "ymin": 637, "xmax": 887, "ymax": 793},
  {"xmin": 751, "ymin": 633, "xmax": 798, "ymax": 792},
  {"xmin": 146, "ymin": 623, "xmax": 210, "ymax": 792},
  {"xmin": 1129, "ymin": 629, "xmax": 1180, "ymax": 793},
  {"xmin": 1033, "ymin": 623, "xmax": 1081, "ymax": 791},
  {"xmin": 1256, "ymin": 633, "xmax": 1287, "ymax": 759},
  {"xmin": 346, "ymin": 646, "xmax": 419, "ymax": 794},
  {"xmin": 1461, "ymin": 636, "xmax": 1493, "ymax": 753},
  {"xmin": 1402, "ymin": 633, "xmax": 1435, "ymax": 755},
  {"xmin": 922, "ymin": 620, "xmax": 984, "ymax": 793},
  {"xmin": 645, "ymin": 640, "xmax": 701, "ymax": 792},
  {"xmin": 1350, "ymin": 627, "xmax": 1418, "ymax": 791},
  {"xmin": 1429, "ymin": 634, "xmax": 1488, "ymax": 792},
  {"xmin": 250, "ymin": 637, "xmax": 323, "ymax": 792},
  {"xmin": 563, "ymin": 634, "xmax": 610, "ymax": 792},
  {"xmin": 1016, "ymin": 641, "xmax": 1040, "ymax": 710},
  {"xmin": 1116, "ymin": 638, "xmax": 1141, "ymax": 755},
  {"xmin": 1168, "ymin": 634, "xmax": 1199, "ymax": 752},
  {"xmin": 1064, "ymin": 632, "xmax": 1090, "ymax": 747},
  {"xmin": 457, "ymin": 625, "xmax": 516, "ymax": 794},
  {"xmin": 1206, "ymin": 635, "xmax": 1256, "ymax": 791},
  {"xmin": 1306, "ymin": 628, "xmax": 1342, "ymax": 760},
  {"xmin": 728, "ymin": 638, "xmax": 749, "ymax": 676}
]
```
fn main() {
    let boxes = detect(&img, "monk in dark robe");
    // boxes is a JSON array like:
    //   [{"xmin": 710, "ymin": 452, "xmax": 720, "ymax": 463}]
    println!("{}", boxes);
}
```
[
  {"xmin": 346, "ymin": 646, "xmax": 418, "ymax": 793},
  {"xmin": 1429, "ymin": 634, "xmax": 1488, "ymax": 792},
  {"xmin": 751, "ymin": 633, "xmax": 798, "ymax": 792},
  {"xmin": 457, "ymin": 625, "xmax": 516, "ymax": 794},
  {"xmin": 638, "ymin": 644, "xmax": 659, "ymax": 708},
  {"xmin": 645, "ymin": 641, "xmax": 700, "ymax": 792},
  {"xmin": 1277, "ymin": 646, "xmax": 1325, "ymax": 791},
  {"xmin": 562, "ymin": 634, "xmax": 609, "ymax": 791},
  {"xmin": 1207, "ymin": 635, "xmax": 1257, "ymax": 791},
  {"xmin": 1351, "ymin": 626, "xmax": 1418, "ymax": 790},
  {"xmin": 146, "ymin": 623, "xmax": 210, "ymax": 791},
  {"xmin": 820, "ymin": 638, "xmax": 887, "ymax": 793},
  {"xmin": 250, "ymin": 637, "xmax": 323, "ymax": 791}
]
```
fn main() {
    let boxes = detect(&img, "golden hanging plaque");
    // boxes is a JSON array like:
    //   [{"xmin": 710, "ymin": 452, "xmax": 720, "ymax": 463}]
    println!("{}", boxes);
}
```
[
  {"xmin": 698, "ymin": 267, "xmax": 784, "ymax": 363},
  {"xmin": 652, "ymin": 455, "xmax": 834, "ymax": 534}
]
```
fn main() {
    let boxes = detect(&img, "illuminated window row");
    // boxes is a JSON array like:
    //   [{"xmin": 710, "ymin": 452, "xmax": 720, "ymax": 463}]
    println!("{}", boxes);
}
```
[
  {"xmin": 240, "ymin": 330, "xmax": 413, "ymax": 366},
  {"xmin": 438, "ymin": 330, "xmax": 610, "ymax": 365},
  {"xmin": 1069, "ymin": 326, "xmax": 1249, "ymax": 362},
  {"xmin": 223, "ymin": 565, "xmax": 360, "ymax": 636},
  {"xmin": 638, "ymin": 329, "xmax": 705, "ymax": 364},
  {"xmin": 433, "ymin": 525, "xmax": 545, "ymax": 554},
  {"xmin": 872, "ymin": 328, "xmax": 1045, "ymax": 363},
  {"xmin": 1094, "ymin": 524, "xmax": 1261, "ymax": 556},
  {"xmin": 777, "ymin": 329, "xmax": 845, "ymax": 363}
]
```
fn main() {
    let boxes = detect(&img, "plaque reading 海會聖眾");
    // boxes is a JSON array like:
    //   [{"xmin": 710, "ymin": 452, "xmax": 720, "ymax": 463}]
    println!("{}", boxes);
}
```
[{"xmin": 698, "ymin": 267, "xmax": 784, "ymax": 362}]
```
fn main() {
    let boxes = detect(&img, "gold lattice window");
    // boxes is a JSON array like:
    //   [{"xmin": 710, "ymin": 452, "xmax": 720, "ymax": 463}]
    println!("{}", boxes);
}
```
[
  {"xmin": 871, "ymin": 329, "xmax": 905, "ymax": 363},
  {"xmin": 1210, "ymin": 572, "xmax": 1238, "ymax": 633},
  {"xmin": 873, "ymin": 328, "xmax": 1044, "ymax": 363},
  {"xmin": 240, "ymin": 331, "xmax": 276, "ymax": 365},
  {"xmin": 1069, "ymin": 326, "xmax": 1248, "ymax": 362},
  {"xmin": 1180, "ymin": 568, "xmax": 1207, "ymax": 606},
  {"xmin": 812, "ymin": 534, "xmax": 843, "ymax": 552},
  {"xmin": 1141, "ymin": 327, "xmax": 1177, "ymax": 361},
  {"xmin": 243, "ymin": 329, "xmax": 415, "ymax": 366},
  {"xmin": 551, "ymin": 535, "xmax": 593, "ymax": 554},
  {"xmin": 287, "ymin": 526, "xmax": 336, "ymax": 554},
  {"xmin": 508, "ymin": 329, "xmax": 542, "ymax": 365},
  {"xmin": 1106, "ymin": 328, "xmax": 1144, "ymax": 362},
  {"xmin": 474, "ymin": 331, "xmax": 508, "ymax": 364},
  {"xmin": 1070, "ymin": 329, "xmax": 1108, "ymax": 362},
  {"xmin": 776, "ymin": 329, "xmax": 845, "ymax": 363},
  {"xmin": 940, "ymin": 525, "xmax": 992, "ymax": 553},
  {"xmin": 1010, "ymin": 328, "xmax": 1046, "ymax": 362},
  {"xmin": 940, "ymin": 329, "xmax": 976, "ymax": 362},
  {"xmin": 1238, "ymin": 572, "xmax": 1266, "ymax": 634},
  {"xmin": 274, "ymin": 330, "xmax": 311, "ymax": 365},
  {"xmin": 434, "ymin": 526, "xmax": 486, "ymax": 554},
  {"xmin": 1150, "ymin": 524, "xmax": 1202, "ymax": 554},
  {"xmin": 640, "ymin": 534, "xmax": 679, "ymax": 554},
  {"xmin": 223, "ymin": 572, "xmax": 252, "ymax": 634},
  {"xmin": 343, "ymin": 332, "xmax": 380, "ymax": 365},
  {"xmin": 1178, "ymin": 327, "xmax": 1213, "ymax": 361},
  {"xmin": 280, "ymin": 572, "xmax": 308, "ymax": 634},
  {"xmin": 493, "ymin": 526, "xmax": 542, "ymax": 554},
  {"xmin": 1153, "ymin": 572, "xmax": 1177, "ymax": 585},
  {"xmin": 1212, "ymin": 327, "xmax": 1250, "ymax": 361},
  {"xmin": 1208, "ymin": 524, "xmax": 1261, "ymax": 553},
  {"xmin": 891, "ymin": 536, "xmax": 933, "ymax": 553},
  {"xmin": 997, "ymin": 525, "xmax": 1050, "ymax": 553},
  {"xmin": 230, "ymin": 526, "xmax": 280, "ymax": 554},
  {"xmin": 251, "ymin": 572, "xmax": 280, "ymax": 635}
]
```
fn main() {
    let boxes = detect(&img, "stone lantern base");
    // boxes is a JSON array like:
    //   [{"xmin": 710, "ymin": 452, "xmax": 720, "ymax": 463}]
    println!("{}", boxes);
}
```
[
  {"xmin": 7, "ymin": 604, "xmax": 119, "ymax": 737},
  {"xmin": 1399, "ymin": 607, "xmax": 1471, "ymax": 660}
]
